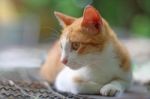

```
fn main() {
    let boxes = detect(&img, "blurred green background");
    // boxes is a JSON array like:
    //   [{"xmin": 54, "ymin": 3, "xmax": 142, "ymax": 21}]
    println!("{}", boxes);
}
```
[{"xmin": 0, "ymin": 0, "xmax": 150, "ymax": 43}]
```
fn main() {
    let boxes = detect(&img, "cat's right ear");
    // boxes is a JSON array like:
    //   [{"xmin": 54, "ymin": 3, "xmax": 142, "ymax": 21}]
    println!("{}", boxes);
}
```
[
  {"xmin": 54, "ymin": 11, "xmax": 76, "ymax": 28},
  {"xmin": 81, "ymin": 5, "xmax": 103, "ymax": 34}
]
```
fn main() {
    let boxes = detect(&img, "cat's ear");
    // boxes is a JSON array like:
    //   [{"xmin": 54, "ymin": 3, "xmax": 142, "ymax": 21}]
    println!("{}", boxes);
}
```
[
  {"xmin": 54, "ymin": 11, "xmax": 76, "ymax": 28},
  {"xmin": 81, "ymin": 5, "xmax": 103, "ymax": 34}
]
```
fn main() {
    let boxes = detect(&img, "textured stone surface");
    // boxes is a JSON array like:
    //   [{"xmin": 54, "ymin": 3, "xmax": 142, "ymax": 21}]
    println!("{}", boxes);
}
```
[{"xmin": 0, "ymin": 80, "xmax": 149, "ymax": 99}]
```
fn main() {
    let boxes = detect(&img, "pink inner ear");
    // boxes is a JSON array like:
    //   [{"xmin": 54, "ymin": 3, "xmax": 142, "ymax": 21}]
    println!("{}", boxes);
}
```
[{"xmin": 81, "ymin": 5, "xmax": 103, "ymax": 32}]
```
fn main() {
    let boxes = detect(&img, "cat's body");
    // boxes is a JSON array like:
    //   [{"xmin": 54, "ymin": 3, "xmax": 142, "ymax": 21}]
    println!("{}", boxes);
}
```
[{"xmin": 41, "ymin": 5, "xmax": 132, "ymax": 96}]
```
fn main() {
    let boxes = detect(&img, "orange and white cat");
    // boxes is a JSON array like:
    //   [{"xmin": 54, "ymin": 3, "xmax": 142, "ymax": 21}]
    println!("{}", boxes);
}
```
[{"xmin": 41, "ymin": 5, "xmax": 132, "ymax": 96}]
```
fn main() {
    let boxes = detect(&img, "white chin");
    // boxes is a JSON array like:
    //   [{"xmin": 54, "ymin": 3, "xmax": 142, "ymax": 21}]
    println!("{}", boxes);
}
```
[{"xmin": 66, "ymin": 63, "xmax": 82, "ymax": 70}]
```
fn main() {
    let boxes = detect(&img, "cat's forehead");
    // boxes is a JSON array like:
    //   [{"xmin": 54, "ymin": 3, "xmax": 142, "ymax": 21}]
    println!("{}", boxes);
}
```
[
  {"xmin": 62, "ymin": 19, "xmax": 82, "ymax": 32},
  {"xmin": 60, "ymin": 30, "xmax": 71, "ymax": 45},
  {"xmin": 61, "ymin": 29, "xmax": 70, "ymax": 39},
  {"xmin": 61, "ymin": 18, "xmax": 105, "ymax": 44},
  {"xmin": 62, "ymin": 28, "xmax": 81, "ymax": 43}
]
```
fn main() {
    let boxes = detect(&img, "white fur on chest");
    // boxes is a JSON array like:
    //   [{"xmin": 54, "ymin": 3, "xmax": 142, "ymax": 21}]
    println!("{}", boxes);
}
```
[{"xmin": 55, "ymin": 43, "xmax": 129, "ymax": 94}]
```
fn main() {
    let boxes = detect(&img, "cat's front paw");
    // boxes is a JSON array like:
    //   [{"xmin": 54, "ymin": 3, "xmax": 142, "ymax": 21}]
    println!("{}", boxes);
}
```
[{"xmin": 100, "ymin": 84, "xmax": 123, "ymax": 96}]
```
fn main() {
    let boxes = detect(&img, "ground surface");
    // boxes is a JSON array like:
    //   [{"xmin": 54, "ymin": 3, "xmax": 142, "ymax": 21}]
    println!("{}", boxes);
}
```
[{"xmin": 0, "ymin": 38, "xmax": 150, "ymax": 99}]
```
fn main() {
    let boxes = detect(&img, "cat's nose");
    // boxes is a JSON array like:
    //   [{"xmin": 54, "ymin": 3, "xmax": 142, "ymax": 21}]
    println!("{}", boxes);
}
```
[{"xmin": 61, "ymin": 58, "xmax": 68, "ymax": 64}]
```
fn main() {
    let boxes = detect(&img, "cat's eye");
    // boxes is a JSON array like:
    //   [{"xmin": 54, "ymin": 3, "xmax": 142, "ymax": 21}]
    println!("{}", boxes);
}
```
[{"xmin": 72, "ymin": 42, "xmax": 80, "ymax": 50}]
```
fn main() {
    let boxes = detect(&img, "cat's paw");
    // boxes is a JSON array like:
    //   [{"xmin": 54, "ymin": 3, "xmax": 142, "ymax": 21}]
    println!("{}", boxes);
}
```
[{"xmin": 100, "ymin": 84, "xmax": 123, "ymax": 96}]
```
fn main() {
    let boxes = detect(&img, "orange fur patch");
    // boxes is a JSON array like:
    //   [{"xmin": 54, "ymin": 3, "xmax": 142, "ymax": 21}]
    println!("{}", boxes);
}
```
[
  {"xmin": 61, "ymin": 18, "xmax": 108, "ymax": 55},
  {"xmin": 40, "ymin": 41, "xmax": 64, "ymax": 83},
  {"xmin": 73, "ymin": 76, "xmax": 88, "ymax": 84},
  {"xmin": 41, "ymin": 6, "xmax": 131, "ymax": 83},
  {"xmin": 103, "ymin": 22, "xmax": 131, "ymax": 72}
]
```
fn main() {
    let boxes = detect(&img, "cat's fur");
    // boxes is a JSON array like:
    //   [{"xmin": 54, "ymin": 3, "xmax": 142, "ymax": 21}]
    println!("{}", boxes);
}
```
[{"xmin": 41, "ymin": 5, "xmax": 132, "ymax": 96}]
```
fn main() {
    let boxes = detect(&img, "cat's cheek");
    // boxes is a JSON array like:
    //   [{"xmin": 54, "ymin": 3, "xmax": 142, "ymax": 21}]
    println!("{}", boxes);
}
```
[
  {"xmin": 65, "ymin": 61, "xmax": 82, "ymax": 70},
  {"xmin": 65, "ymin": 53, "xmax": 83, "ymax": 69},
  {"xmin": 65, "ymin": 64, "xmax": 80, "ymax": 70}
]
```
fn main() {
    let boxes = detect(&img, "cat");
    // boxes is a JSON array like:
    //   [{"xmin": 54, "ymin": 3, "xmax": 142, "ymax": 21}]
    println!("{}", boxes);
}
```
[{"xmin": 40, "ymin": 5, "xmax": 132, "ymax": 96}]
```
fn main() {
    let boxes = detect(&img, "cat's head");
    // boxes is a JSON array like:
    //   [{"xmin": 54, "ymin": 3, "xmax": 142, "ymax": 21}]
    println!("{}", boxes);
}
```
[{"xmin": 55, "ymin": 5, "xmax": 110, "ymax": 69}]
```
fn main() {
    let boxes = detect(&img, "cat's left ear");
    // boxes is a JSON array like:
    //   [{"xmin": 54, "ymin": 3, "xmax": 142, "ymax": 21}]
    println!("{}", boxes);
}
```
[
  {"xmin": 54, "ymin": 11, "xmax": 76, "ymax": 28},
  {"xmin": 81, "ymin": 5, "xmax": 103, "ymax": 34}
]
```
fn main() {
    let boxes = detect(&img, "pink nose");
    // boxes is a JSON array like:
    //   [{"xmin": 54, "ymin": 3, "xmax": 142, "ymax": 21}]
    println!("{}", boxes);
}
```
[{"xmin": 61, "ymin": 58, "xmax": 68, "ymax": 64}]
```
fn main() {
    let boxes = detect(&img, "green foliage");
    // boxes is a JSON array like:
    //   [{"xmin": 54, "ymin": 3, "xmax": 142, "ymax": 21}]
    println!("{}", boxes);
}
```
[
  {"xmin": 22, "ymin": 0, "xmax": 150, "ymax": 37},
  {"xmin": 94, "ymin": 0, "xmax": 135, "ymax": 27},
  {"xmin": 137, "ymin": 0, "xmax": 150, "ymax": 14},
  {"xmin": 23, "ymin": 0, "xmax": 51, "ymax": 10},
  {"xmin": 49, "ymin": 0, "xmax": 82, "ymax": 17},
  {"xmin": 73, "ymin": 0, "xmax": 93, "ymax": 8},
  {"xmin": 131, "ymin": 15, "xmax": 150, "ymax": 37}
]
